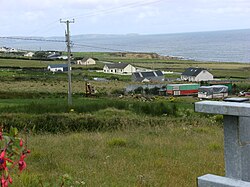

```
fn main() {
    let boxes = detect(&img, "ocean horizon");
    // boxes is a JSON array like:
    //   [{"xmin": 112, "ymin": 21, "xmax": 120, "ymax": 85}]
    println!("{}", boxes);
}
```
[{"xmin": 1, "ymin": 29, "xmax": 250, "ymax": 63}]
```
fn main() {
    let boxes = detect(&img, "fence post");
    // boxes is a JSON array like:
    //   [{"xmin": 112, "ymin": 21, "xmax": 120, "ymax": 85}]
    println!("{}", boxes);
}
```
[{"xmin": 195, "ymin": 100, "xmax": 250, "ymax": 187}]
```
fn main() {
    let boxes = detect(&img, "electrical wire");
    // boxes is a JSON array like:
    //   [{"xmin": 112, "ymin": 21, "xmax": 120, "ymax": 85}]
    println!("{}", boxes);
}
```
[
  {"xmin": 0, "ymin": 36, "xmax": 65, "ymax": 43},
  {"xmin": 67, "ymin": 0, "xmax": 163, "ymax": 20}
]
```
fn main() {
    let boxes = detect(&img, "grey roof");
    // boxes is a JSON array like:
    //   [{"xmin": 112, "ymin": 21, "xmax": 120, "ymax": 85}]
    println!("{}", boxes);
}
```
[
  {"xmin": 155, "ymin": 71, "xmax": 164, "ymax": 76},
  {"xmin": 182, "ymin": 67, "xmax": 206, "ymax": 76},
  {"xmin": 81, "ymin": 57, "xmax": 94, "ymax": 61},
  {"xmin": 48, "ymin": 64, "xmax": 68, "ymax": 68},
  {"xmin": 105, "ymin": 63, "xmax": 129, "ymax": 69},
  {"xmin": 133, "ymin": 70, "xmax": 164, "ymax": 82}
]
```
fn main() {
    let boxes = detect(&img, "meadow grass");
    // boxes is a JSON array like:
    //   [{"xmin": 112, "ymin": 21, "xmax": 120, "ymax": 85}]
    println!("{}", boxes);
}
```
[{"xmin": 10, "ymin": 122, "xmax": 224, "ymax": 187}]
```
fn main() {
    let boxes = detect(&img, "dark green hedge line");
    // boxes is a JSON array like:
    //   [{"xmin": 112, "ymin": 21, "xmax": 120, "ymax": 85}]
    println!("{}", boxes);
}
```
[
  {"xmin": 0, "ymin": 100, "xmax": 179, "ymax": 117},
  {"xmin": 0, "ymin": 113, "xmax": 168, "ymax": 133}
]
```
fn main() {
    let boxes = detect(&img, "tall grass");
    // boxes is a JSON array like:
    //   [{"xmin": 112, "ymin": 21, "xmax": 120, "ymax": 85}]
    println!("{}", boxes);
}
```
[
  {"xmin": 10, "ymin": 123, "xmax": 224, "ymax": 187},
  {"xmin": 0, "ymin": 98, "xmax": 184, "ymax": 116}
]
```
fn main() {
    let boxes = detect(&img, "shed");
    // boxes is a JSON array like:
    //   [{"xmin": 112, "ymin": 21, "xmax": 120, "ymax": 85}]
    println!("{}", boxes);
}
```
[
  {"xmin": 198, "ymin": 85, "xmax": 228, "ymax": 99},
  {"xmin": 167, "ymin": 83, "xmax": 200, "ymax": 96}
]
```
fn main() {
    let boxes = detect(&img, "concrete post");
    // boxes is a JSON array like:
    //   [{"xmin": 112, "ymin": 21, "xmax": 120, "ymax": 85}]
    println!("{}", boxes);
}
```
[{"xmin": 195, "ymin": 101, "xmax": 250, "ymax": 187}]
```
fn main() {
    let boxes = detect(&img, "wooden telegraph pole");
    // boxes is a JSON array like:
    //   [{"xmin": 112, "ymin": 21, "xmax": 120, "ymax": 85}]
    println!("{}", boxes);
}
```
[{"xmin": 60, "ymin": 19, "xmax": 74, "ymax": 105}]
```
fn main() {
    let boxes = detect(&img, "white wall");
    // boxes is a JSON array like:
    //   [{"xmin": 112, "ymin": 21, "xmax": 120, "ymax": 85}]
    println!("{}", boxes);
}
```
[{"xmin": 195, "ymin": 71, "xmax": 213, "ymax": 81}]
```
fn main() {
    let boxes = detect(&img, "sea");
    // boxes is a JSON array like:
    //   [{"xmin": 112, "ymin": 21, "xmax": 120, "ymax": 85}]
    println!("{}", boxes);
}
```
[{"xmin": 1, "ymin": 29, "xmax": 250, "ymax": 63}]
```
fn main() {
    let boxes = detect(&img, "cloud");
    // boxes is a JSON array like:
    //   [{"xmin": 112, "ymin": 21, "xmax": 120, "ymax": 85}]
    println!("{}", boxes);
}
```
[{"xmin": 0, "ymin": 0, "xmax": 250, "ymax": 36}]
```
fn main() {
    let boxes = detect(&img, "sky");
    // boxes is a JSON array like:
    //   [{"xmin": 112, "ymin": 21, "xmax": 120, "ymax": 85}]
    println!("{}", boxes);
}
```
[{"xmin": 0, "ymin": 0, "xmax": 250, "ymax": 36}]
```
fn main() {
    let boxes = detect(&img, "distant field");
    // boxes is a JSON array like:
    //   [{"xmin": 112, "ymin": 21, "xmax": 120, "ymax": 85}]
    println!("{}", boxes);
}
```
[{"xmin": 0, "ymin": 80, "xmax": 128, "ymax": 95}]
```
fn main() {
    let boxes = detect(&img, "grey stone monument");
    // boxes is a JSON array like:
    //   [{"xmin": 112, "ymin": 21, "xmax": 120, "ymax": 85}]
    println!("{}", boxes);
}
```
[{"xmin": 195, "ymin": 100, "xmax": 250, "ymax": 187}]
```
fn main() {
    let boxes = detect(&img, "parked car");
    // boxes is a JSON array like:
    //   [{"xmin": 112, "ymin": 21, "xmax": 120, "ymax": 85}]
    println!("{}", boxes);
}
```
[{"xmin": 239, "ymin": 91, "xmax": 250, "ymax": 97}]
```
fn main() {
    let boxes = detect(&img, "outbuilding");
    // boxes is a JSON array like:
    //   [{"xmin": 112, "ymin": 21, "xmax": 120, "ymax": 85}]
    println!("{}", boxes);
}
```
[
  {"xmin": 167, "ymin": 83, "xmax": 200, "ymax": 96},
  {"xmin": 47, "ymin": 64, "xmax": 70, "ymax": 72},
  {"xmin": 198, "ymin": 85, "xmax": 228, "ymax": 99}
]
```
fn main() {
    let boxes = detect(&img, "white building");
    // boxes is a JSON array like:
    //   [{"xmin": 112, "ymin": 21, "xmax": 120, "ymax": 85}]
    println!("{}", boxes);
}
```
[
  {"xmin": 8, "ymin": 48, "xmax": 18, "ymax": 53},
  {"xmin": 0, "ymin": 47, "xmax": 18, "ymax": 53},
  {"xmin": 181, "ymin": 67, "xmax": 213, "ymax": 82},
  {"xmin": 76, "ymin": 58, "xmax": 96, "ymax": 65},
  {"xmin": 103, "ymin": 63, "xmax": 136, "ymax": 75},
  {"xmin": 24, "ymin": 52, "xmax": 34, "ymax": 57},
  {"xmin": 0, "ymin": 47, "xmax": 8, "ymax": 52},
  {"xmin": 47, "ymin": 64, "xmax": 70, "ymax": 72}
]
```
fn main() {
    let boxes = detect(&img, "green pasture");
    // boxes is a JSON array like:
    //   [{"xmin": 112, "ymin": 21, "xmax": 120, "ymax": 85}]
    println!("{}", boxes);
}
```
[
  {"xmin": 0, "ymin": 96, "xmax": 224, "ymax": 186},
  {"xmin": 0, "ymin": 55, "xmax": 249, "ymax": 186},
  {"xmin": 10, "ymin": 117, "xmax": 224, "ymax": 187}
]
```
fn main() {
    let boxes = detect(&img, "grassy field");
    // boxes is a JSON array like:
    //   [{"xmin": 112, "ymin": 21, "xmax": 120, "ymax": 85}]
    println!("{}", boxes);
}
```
[
  {"xmin": 0, "ymin": 55, "xmax": 249, "ymax": 186},
  {"xmin": 10, "ymin": 121, "xmax": 224, "ymax": 187}
]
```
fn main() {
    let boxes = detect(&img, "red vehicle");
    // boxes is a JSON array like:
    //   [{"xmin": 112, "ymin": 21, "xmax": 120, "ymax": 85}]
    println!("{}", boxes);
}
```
[{"xmin": 239, "ymin": 91, "xmax": 250, "ymax": 97}]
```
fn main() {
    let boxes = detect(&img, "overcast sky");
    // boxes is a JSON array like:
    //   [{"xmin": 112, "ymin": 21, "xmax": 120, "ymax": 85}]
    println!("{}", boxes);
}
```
[{"xmin": 0, "ymin": 0, "xmax": 250, "ymax": 36}]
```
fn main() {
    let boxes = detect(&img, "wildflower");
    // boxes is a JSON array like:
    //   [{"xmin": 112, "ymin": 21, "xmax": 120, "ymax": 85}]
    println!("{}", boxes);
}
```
[
  {"xmin": 0, "ymin": 151, "xmax": 6, "ymax": 171},
  {"xmin": 19, "ymin": 139, "xmax": 23, "ymax": 147},
  {"xmin": 18, "ymin": 154, "xmax": 27, "ymax": 172},
  {"xmin": 1, "ymin": 175, "xmax": 8, "ymax": 187},
  {"xmin": 8, "ymin": 175, "xmax": 12, "ymax": 184}
]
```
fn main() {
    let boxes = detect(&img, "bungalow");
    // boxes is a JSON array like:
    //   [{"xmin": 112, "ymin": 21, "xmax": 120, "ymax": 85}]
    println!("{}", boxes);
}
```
[
  {"xmin": 47, "ymin": 64, "xmax": 70, "ymax": 72},
  {"xmin": 76, "ymin": 58, "xmax": 96, "ymax": 65},
  {"xmin": 103, "ymin": 63, "xmax": 136, "ymax": 75},
  {"xmin": 24, "ymin": 52, "xmax": 34, "ymax": 57},
  {"xmin": 181, "ymin": 67, "xmax": 213, "ymax": 82},
  {"xmin": 132, "ymin": 70, "xmax": 164, "ymax": 82},
  {"xmin": 0, "ymin": 47, "xmax": 8, "ymax": 52},
  {"xmin": 7, "ymin": 48, "xmax": 18, "ymax": 53}
]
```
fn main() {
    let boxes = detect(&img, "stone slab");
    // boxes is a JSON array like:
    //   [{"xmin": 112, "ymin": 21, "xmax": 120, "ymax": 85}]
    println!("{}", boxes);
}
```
[
  {"xmin": 195, "ymin": 101, "xmax": 250, "ymax": 117},
  {"xmin": 198, "ymin": 174, "xmax": 250, "ymax": 187}
]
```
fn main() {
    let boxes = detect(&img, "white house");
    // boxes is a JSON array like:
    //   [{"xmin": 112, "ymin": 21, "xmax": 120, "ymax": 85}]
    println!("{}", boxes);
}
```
[
  {"xmin": 8, "ymin": 48, "xmax": 18, "ymax": 53},
  {"xmin": 0, "ymin": 47, "xmax": 8, "ymax": 52},
  {"xmin": 0, "ymin": 47, "xmax": 18, "ymax": 53},
  {"xmin": 76, "ymin": 58, "xmax": 96, "ymax": 65},
  {"xmin": 103, "ymin": 63, "xmax": 136, "ymax": 75},
  {"xmin": 47, "ymin": 64, "xmax": 71, "ymax": 72},
  {"xmin": 181, "ymin": 67, "xmax": 213, "ymax": 82},
  {"xmin": 24, "ymin": 52, "xmax": 34, "ymax": 57}
]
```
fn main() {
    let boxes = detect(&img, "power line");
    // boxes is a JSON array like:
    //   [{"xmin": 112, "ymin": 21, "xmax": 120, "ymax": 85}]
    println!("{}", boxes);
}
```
[
  {"xmin": 66, "ymin": 0, "xmax": 163, "ymax": 20},
  {"xmin": 72, "ymin": 43, "xmax": 132, "ymax": 53},
  {"xmin": 0, "ymin": 36, "xmax": 163, "ymax": 54},
  {"xmin": 0, "ymin": 36, "xmax": 65, "ymax": 43}
]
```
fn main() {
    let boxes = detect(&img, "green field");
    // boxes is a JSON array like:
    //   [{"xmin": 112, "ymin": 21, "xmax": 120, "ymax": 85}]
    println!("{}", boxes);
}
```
[
  {"xmin": 0, "ymin": 97, "xmax": 224, "ymax": 187},
  {"xmin": 0, "ymin": 54, "xmax": 249, "ymax": 186}
]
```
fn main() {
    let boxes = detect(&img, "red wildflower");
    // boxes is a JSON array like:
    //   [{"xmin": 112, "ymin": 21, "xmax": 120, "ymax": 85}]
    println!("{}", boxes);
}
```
[
  {"xmin": 18, "ymin": 154, "xmax": 27, "ymax": 172},
  {"xmin": 0, "ymin": 151, "xmax": 7, "ymax": 171},
  {"xmin": 1, "ymin": 175, "xmax": 8, "ymax": 187},
  {"xmin": 8, "ymin": 175, "xmax": 12, "ymax": 184},
  {"xmin": 19, "ymin": 139, "xmax": 23, "ymax": 147}
]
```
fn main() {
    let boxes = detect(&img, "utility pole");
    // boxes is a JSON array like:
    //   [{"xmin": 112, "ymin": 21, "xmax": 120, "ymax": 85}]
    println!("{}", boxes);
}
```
[{"xmin": 60, "ymin": 19, "xmax": 74, "ymax": 105}]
